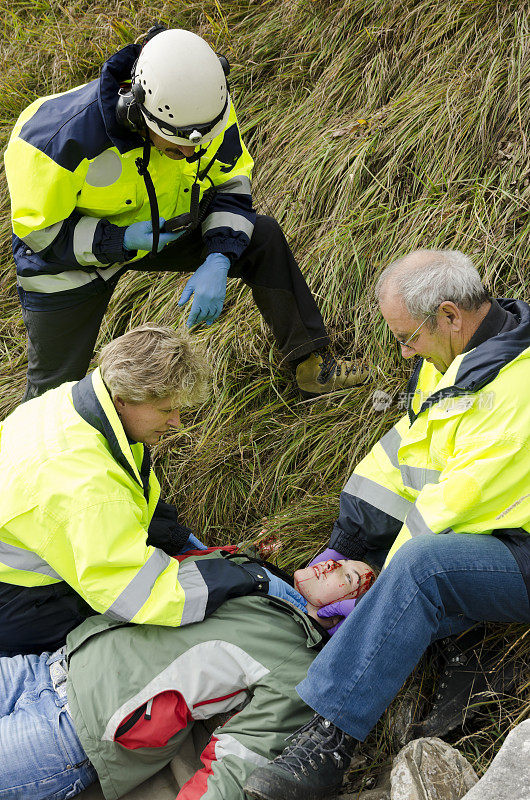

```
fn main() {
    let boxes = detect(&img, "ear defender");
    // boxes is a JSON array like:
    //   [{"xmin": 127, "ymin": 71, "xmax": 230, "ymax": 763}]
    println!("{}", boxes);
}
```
[
  {"xmin": 115, "ymin": 80, "xmax": 146, "ymax": 133},
  {"xmin": 131, "ymin": 80, "xmax": 146, "ymax": 105}
]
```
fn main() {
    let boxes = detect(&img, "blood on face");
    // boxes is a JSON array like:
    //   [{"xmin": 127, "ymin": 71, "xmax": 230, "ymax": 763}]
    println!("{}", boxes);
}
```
[{"xmin": 294, "ymin": 559, "xmax": 375, "ymax": 608}]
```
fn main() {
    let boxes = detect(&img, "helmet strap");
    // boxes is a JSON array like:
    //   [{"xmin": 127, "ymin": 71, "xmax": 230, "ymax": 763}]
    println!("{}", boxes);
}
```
[{"xmin": 135, "ymin": 136, "xmax": 160, "ymax": 257}]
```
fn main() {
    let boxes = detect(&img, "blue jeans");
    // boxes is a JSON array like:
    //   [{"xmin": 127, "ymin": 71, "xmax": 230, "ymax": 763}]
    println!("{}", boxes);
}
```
[
  {"xmin": 0, "ymin": 649, "xmax": 97, "ymax": 799},
  {"xmin": 297, "ymin": 533, "xmax": 530, "ymax": 740}
]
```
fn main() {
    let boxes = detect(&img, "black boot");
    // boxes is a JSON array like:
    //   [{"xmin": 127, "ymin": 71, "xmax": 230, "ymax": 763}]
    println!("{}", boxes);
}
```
[
  {"xmin": 244, "ymin": 714, "xmax": 357, "ymax": 800},
  {"xmin": 409, "ymin": 626, "xmax": 519, "ymax": 739}
]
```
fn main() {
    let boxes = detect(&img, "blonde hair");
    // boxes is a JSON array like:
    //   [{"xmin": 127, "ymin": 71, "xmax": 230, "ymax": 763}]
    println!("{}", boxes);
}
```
[{"xmin": 98, "ymin": 324, "xmax": 210, "ymax": 406}]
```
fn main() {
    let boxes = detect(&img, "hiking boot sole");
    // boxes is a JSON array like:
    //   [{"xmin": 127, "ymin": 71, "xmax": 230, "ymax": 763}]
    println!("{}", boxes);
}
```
[{"xmin": 244, "ymin": 769, "xmax": 343, "ymax": 800}]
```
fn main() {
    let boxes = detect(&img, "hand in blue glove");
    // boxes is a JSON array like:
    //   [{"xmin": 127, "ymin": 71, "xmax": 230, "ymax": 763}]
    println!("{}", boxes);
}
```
[
  {"xmin": 178, "ymin": 253, "xmax": 231, "ymax": 327},
  {"xmin": 124, "ymin": 218, "xmax": 182, "ymax": 253},
  {"xmin": 308, "ymin": 547, "xmax": 347, "ymax": 567},
  {"xmin": 178, "ymin": 532, "xmax": 208, "ymax": 554},
  {"xmin": 317, "ymin": 598, "xmax": 357, "ymax": 635},
  {"xmin": 263, "ymin": 568, "xmax": 307, "ymax": 613}
]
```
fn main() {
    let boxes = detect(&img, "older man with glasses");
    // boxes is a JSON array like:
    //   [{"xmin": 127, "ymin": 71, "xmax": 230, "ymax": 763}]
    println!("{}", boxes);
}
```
[
  {"xmin": 244, "ymin": 248, "xmax": 530, "ymax": 800},
  {"xmin": 394, "ymin": 311, "xmax": 436, "ymax": 349}
]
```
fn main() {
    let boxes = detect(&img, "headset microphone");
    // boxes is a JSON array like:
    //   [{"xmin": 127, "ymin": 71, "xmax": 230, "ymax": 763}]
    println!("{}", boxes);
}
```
[{"xmin": 185, "ymin": 147, "xmax": 207, "ymax": 163}]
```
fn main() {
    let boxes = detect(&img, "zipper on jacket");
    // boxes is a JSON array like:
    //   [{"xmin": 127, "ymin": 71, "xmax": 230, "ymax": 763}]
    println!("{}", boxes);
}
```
[{"xmin": 115, "ymin": 702, "xmax": 147, "ymax": 738}]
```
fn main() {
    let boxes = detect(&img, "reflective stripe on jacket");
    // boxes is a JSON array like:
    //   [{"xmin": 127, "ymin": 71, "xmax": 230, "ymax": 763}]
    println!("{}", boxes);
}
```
[
  {"xmin": 330, "ymin": 298, "xmax": 530, "ymax": 578},
  {"xmin": 0, "ymin": 369, "xmax": 265, "ymax": 635},
  {"xmin": 4, "ymin": 43, "xmax": 255, "ymax": 311}
]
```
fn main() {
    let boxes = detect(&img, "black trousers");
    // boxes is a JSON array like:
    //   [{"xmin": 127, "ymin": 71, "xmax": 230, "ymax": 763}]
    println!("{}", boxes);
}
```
[{"xmin": 22, "ymin": 215, "xmax": 330, "ymax": 400}]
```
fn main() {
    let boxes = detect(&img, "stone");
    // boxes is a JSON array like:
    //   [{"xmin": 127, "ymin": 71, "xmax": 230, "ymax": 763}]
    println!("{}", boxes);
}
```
[
  {"xmin": 391, "ymin": 737, "xmax": 478, "ymax": 800},
  {"xmin": 340, "ymin": 790, "xmax": 390, "ymax": 800},
  {"xmin": 460, "ymin": 719, "xmax": 530, "ymax": 800}
]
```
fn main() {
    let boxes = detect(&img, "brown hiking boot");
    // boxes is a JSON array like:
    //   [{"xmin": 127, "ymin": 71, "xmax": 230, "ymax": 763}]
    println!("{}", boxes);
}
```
[{"xmin": 296, "ymin": 350, "xmax": 370, "ymax": 397}]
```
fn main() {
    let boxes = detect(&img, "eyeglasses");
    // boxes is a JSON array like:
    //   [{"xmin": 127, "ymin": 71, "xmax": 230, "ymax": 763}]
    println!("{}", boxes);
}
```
[
  {"xmin": 395, "ymin": 313, "xmax": 435, "ymax": 349},
  {"xmin": 140, "ymin": 94, "xmax": 229, "ymax": 142}
]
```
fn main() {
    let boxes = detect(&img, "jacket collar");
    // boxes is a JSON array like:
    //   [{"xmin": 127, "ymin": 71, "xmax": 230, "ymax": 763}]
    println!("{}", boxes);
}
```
[
  {"xmin": 463, "ymin": 298, "xmax": 516, "ymax": 352},
  {"xmin": 97, "ymin": 43, "xmax": 145, "ymax": 154},
  {"xmin": 71, "ymin": 368, "xmax": 150, "ymax": 501},
  {"xmin": 407, "ymin": 298, "xmax": 530, "ymax": 422}
]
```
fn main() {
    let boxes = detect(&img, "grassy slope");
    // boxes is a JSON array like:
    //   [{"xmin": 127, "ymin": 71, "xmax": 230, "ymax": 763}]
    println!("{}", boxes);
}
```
[{"xmin": 0, "ymin": 0, "xmax": 528, "ymax": 780}]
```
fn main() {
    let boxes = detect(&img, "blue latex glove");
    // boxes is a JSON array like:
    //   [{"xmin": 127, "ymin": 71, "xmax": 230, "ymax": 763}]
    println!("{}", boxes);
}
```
[
  {"xmin": 263, "ymin": 568, "xmax": 307, "ymax": 613},
  {"xmin": 178, "ymin": 253, "xmax": 231, "ymax": 327},
  {"xmin": 179, "ymin": 532, "xmax": 208, "ymax": 554},
  {"xmin": 317, "ymin": 598, "xmax": 357, "ymax": 635},
  {"xmin": 124, "ymin": 218, "xmax": 182, "ymax": 253},
  {"xmin": 308, "ymin": 547, "xmax": 347, "ymax": 567}
]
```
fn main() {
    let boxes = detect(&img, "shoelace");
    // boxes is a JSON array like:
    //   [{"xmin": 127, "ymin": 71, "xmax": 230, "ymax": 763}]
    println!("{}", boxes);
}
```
[
  {"xmin": 274, "ymin": 716, "xmax": 354, "ymax": 777},
  {"xmin": 318, "ymin": 351, "xmax": 353, "ymax": 384}
]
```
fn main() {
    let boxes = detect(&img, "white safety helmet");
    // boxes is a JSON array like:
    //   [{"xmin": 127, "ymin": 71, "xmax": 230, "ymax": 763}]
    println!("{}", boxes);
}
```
[{"xmin": 133, "ymin": 29, "xmax": 231, "ymax": 146}]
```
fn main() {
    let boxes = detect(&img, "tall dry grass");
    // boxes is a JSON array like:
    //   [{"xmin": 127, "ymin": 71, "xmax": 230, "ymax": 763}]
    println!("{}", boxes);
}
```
[{"xmin": 0, "ymin": 0, "xmax": 528, "ymax": 780}]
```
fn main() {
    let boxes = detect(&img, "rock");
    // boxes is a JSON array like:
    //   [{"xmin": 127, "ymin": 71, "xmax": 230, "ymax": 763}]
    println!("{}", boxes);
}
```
[
  {"xmin": 461, "ymin": 719, "xmax": 530, "ymax": 800},
  {"xmin": 391, "ymin": 737, "xmax": 478, "ymax": 800},
  {"xmin": 340, "ymin": 790, "xmax": 390, "ymax": 800}
]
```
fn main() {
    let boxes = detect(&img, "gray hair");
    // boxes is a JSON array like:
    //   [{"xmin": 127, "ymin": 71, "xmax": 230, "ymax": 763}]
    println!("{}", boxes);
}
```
[
  {"xmin": 98, "ymin": 324, "xmax": 210, "ymax": 406},
  {"xmin": 376, "ymin": 249, "xmax": 489, "ymax": 320}
]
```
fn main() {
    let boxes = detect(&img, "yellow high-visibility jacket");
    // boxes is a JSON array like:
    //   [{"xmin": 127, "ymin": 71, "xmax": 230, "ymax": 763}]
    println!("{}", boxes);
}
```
[
  {"xmin": 4, "ymin": 43, "xmax": 254, "ymax": 311},
  {"xmin": 330, "ymin": 298, "xmax": 530, "ymax": 593},
  {"xmin": 0, "ymin": 369, "xmax": 266, "ymax": 654}
]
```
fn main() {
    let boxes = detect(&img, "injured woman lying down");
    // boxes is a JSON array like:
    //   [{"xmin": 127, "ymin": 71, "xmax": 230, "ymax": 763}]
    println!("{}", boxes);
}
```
[
  {"xmin": 294, "ymin": 557, "xmax": 375, "ymax": 626},
  {"xmin": 0, "ymin": 547, "xmax": 375, "ymax": 800}
]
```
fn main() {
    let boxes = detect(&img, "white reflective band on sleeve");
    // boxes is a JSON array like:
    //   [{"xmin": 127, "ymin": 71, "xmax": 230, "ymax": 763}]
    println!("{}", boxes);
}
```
[
  {"xmin": 96, "ymin": 264, "xmax": 124, "ymax": 281},
  {"xmin": 0, "ymin": 540, "xmax": 61, "ymax": 579},
  {"xmin": 378, "ymin": 427, "xmax": 440, "ymax": 490},
  {"xmin": 214, "ymin": 176, "xmax": 251, "ymax": 196},
  {"xmin": 344, "ymin": 473, "xmax": 413, "ymax": 521},
  {"xmin": 104, "ymin": 548, "xmax": 171, "ymax": 622},
  {"xmin": 22, "ymin": 221, "xmax": 63, "ymax": 253},
  {"xmin": 17, "ymin": 269, "xmax": 98, "ymax": 293},
  {"xmin": 400, "ymin": 464, "xmax": 441, "ymax": 491},
  {"xmin": 406, "ymin": 504, "xmax": 434, "ymax": 536},
  {"xmin": 214, "ymin": 733, "xmax": 269, "ymax": 766},
  {"xmin": 379, "ymin": 427, "xmax": 401, "ymax": 468},
  {"xmin": 18, "ymin": 263, "xmax": 124, "ymax": 295},
  {"xmin": 202, "ymin": 212, "xmax": 254, "ymax": 237},
  {"xmin": 73, "ymin": 217, "xmax": 106, "ymax": 267},
  {"xmin": 178, "ymin": 561, "xmax": 209, "ymax": 625}
]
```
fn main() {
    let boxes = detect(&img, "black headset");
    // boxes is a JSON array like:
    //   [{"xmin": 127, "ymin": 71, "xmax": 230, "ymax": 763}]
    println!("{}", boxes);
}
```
[{"xmin": 115, "ymin": 24, "xmax": 231, "ymax": 137}]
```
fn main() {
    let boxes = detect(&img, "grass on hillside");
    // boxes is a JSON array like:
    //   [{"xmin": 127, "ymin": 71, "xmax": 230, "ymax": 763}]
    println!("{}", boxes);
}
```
[{"xmin": 0, "ymin": 0, "xmax": 529, "ymax": 782}]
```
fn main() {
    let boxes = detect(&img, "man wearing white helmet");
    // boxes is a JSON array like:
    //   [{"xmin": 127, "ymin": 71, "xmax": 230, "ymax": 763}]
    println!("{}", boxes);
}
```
[{"xmin": 5, "ymin": 25, "xmax": 367, "ymax": 400}]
